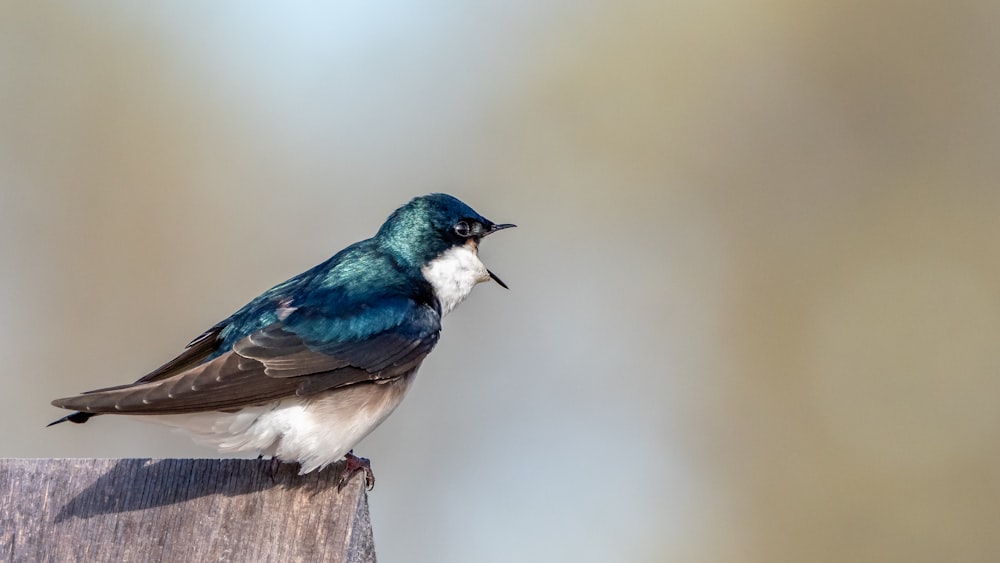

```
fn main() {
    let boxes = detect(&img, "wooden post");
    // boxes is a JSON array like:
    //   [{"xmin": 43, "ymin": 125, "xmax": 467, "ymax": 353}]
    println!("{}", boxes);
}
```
[{"xmin": 0, "ymin": 458, "xmax": 375, "ymax": 562}]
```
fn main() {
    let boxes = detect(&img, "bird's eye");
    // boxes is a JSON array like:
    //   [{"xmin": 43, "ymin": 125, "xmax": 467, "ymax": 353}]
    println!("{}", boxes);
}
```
[{"xmin": 454, "ymin": 221, "xmax": 472, "ymax": 237}]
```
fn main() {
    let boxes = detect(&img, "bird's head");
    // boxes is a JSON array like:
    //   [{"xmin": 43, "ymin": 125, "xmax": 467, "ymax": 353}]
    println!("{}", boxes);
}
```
[{"xmin": 377, "ymin": 193, "xmax": 515, "ymax": 294}]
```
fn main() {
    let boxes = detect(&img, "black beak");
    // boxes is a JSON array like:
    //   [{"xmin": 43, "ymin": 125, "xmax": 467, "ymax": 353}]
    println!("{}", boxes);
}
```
[
  {"xmin": 484, "ymin": 223, "xmax": 514, "ymax": 289},
  {"xmin": 488, "ymin": 269, "xmax": 509, "ymax": 289},
  {"xmin": 485, "ymin": 222, "xmax": 516, "ymax": 235}
]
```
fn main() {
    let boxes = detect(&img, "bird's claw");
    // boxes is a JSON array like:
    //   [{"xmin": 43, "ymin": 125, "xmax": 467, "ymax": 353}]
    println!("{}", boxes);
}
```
[
  {"xmin": 339, "ymin": 451, "xmax": 375, "ymax": 491},
  {"xmin": 258, "ymin": 454, "xmax": 283, "ymax": 482}
]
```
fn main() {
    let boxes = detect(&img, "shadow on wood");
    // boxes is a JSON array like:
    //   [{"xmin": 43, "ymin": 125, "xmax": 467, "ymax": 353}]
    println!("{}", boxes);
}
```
[{"xmin": 0, "ymin": 458, "xmax": 375, "ymax": 562}]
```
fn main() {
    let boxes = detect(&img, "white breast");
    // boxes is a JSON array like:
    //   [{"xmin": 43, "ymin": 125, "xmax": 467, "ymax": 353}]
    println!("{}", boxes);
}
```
[{"xmin": 421, "ymin": 242, "xmax": 490, "ymax": 316}]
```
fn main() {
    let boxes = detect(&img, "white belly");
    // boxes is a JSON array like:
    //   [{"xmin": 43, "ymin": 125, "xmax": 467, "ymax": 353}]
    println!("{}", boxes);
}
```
[{"xmin": 140, "ymin": 374, "xmax": 415, "ymax": 474}]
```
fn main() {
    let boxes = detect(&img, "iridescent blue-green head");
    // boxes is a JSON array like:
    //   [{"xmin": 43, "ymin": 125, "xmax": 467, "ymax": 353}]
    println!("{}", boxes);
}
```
[
  {"xmin": 377, "ymin": 194, "xmax": 513, "ymax": 266},
  {"xmin": 377, "ymin": 193, "xmax": 515, "ymax": 307}
]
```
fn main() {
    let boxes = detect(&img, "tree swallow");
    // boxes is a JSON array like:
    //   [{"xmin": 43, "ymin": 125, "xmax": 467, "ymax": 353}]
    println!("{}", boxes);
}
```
[{"xmin": 50, "ymin": 193, "xmax": 514, "ymax": 484}]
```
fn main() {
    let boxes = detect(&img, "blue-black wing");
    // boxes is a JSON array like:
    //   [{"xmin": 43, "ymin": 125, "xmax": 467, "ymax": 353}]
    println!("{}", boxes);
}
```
[{"xmin": 50, "ymin": 298, "xmax": 440, "ymax": 415}]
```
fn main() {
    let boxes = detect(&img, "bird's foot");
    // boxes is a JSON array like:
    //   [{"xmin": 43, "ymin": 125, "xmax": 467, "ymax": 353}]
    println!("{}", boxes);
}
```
[
  {"xmin": 257, "ymin": 454, "xmax": 283, "ymax": 482},
  {"xmin": 339, "ymin": 451, "xmax": 375, "ymax": 491}
]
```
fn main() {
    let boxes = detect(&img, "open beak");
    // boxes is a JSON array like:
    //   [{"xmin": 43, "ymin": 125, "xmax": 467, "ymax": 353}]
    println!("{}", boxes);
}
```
[
  {"xmin": 484, "ymin": 222, "xmax": 515, "ymax": 289},
  {"xmin": 487, "ymin": 269, "xmax": 509, "ymax": 289},
  {"xmin": 485, "ymin": 222, "xmax": 516, "ymax": 235}
]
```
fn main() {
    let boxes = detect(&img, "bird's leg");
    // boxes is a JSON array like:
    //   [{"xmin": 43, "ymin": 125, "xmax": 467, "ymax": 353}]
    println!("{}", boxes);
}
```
[
  {"xmin": 270, "ymin": 456, "xmax": 282, "ymax": 480},
  {"xmin": 339, "ymin": 450, "xmax": 375, "ymax": 491},
  {"xmin": 257, "ymin": 454, "xmax": 282, "ymax": 482}
]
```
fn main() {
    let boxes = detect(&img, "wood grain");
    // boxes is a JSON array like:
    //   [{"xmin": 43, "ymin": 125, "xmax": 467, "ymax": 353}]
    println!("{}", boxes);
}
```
[{"xmin": 0, "ymin": 458, "xmax": 375, "ymax": 563}]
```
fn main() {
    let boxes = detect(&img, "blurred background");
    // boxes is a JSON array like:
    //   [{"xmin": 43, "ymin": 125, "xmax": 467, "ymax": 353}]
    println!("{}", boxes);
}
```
[{"xmin": 3, "ymin": 1, "xmax": 1000, "ymax": 561}]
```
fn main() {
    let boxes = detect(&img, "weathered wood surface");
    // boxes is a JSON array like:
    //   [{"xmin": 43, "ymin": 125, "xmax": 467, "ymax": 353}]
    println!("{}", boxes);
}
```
[{"xmin": 0, "ymin": 458, "xmax": 375, "ymax": 563}]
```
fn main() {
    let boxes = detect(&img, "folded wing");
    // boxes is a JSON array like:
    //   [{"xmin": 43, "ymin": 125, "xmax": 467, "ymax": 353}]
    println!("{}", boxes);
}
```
[{"xmin": 51, "ymin": 300, "xmax": 441, "ymax": 415}]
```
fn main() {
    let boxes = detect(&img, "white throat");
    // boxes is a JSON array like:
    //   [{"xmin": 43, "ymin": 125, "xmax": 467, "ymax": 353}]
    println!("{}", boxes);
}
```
[{"xmin": 421, "ymin": 242, "xmax": 490, "ymax": 316}]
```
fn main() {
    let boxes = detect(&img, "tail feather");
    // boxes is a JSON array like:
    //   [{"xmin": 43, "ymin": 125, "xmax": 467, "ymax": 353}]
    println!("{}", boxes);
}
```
[{"xmin": 47, "ymin": 411, "xmax": 97, "ymax": 427}]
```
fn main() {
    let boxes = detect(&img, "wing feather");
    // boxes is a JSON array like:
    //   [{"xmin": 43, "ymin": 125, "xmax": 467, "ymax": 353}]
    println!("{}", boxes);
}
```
[{"xmin": 51, "ymin": 300, "xmax": 440, "ymax": 415}]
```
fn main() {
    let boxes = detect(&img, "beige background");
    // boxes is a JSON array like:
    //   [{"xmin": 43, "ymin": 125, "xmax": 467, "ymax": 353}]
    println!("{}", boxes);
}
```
[{"xmin": 4, "ymin": 2, "xmax": 1000, "ymax": 561}]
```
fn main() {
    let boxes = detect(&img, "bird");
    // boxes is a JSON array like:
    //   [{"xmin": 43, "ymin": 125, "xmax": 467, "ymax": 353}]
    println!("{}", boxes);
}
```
[{"xmin": 49, "ymin": 193, "xmax": 514, "ymax": 486}]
